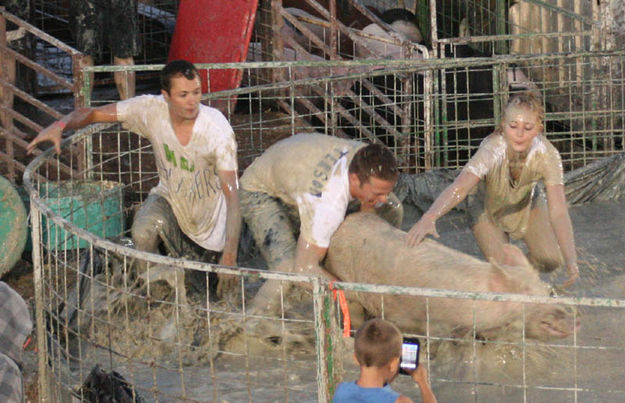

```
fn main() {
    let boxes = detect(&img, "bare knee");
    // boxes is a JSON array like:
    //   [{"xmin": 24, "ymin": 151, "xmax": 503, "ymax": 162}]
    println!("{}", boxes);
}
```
[{"xmin": 131, "ymin": 219, "xmax": 160, "ymax": 253}]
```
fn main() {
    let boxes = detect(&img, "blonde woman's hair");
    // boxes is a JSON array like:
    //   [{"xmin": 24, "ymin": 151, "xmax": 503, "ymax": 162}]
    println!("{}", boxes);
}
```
[{"xmin": 497, "ymin": 91, "xmax": 545, "ymax": 134}]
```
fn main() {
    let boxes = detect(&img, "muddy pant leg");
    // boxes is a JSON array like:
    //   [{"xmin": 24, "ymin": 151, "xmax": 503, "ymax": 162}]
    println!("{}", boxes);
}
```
[
  {"xmin": 131, "ymin": 194, "xmax": 185, "ymax": 274},
  {"xmin": 240, "ymin": 190, "xmax": 298, "ymax": 316}
]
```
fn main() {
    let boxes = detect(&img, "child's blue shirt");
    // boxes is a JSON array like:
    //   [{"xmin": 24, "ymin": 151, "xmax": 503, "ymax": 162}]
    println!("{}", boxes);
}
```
[{"xmin": 332, "ymin": 381, "xmax": 400, "ymax": 403}]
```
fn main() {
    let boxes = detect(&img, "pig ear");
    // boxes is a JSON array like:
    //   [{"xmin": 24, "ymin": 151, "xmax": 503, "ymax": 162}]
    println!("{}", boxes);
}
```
[{"xmin": 488, "ymin": 258, "xmax": 514, "ymax": 293}]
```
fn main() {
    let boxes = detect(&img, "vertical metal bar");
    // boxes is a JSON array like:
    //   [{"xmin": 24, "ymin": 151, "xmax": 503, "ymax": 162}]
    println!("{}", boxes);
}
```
[
  {"xmin": 440, "ymin": 66, "xmax": 448, "ymax": 167},
  {"xmin": 428, "ymin": 0, "xmax": 439, "ymax": 58},
  {"xmin": 73, "ymin": 53, "xmax": 89, "ymax": 179},
  {"xmin": 270, "ymin": 0, "xmax": 286, "ymax": 84},
  {"xmin": 495, "ymin": 0, "xmax": 508, "ymax": 54},
  {"xmin": 31, "ymin": 199, "xmax": 50, "ymax": 402},
  {"xmin": 0, "ymin": 9, "xmax": 15, "ymax": 182},
  {"xmin": 328, "ymin": 0, "xmax": 338, "ymax": 59},
  {"xmin": 557, "ymin": 0, "xmax": 565, "ymax": 84},
  {"xmin": 324, "ymin": 288, "xmax": 338, "ymax": 397},
  {"xmin": 313, "ymin": 277, "xmax": 329, "ymax": 401},
  {"xmin": 400, "ymin": 73, "xmax": 413, "ymax": 171},
  {"xmin": 493, "ymin": 64, "xmax": 502, "ymax": 127},
  {"xmin": 574, "ymin": 0, "xmax": 582, "ymax": 86},
  {"xmin": 424, "ymin": 69, "xmax": 433, "ymax": 170}
]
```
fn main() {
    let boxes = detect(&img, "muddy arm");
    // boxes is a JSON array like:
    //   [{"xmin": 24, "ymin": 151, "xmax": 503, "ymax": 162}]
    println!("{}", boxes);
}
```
[
  {"xmin": 406, "ymin": 170, "xmax": 480, "ymax": 246},
  {"xmin": 294, "ymin": 236, "xmax": 337, "ymax": 281},
  {"xmin": 546, "ymin": 183, "xmax": 579, "ymax": 287},
  {"xmin": 216, "ymin": 169, "xmax": 242, "ymax": 297},
  {"xmin": 218, "ymin": 170, "xmax": 241, "ymax": 266},
  {"xmin": 26, "ymin": 104, "xmax": 119, "ymax": 155}
]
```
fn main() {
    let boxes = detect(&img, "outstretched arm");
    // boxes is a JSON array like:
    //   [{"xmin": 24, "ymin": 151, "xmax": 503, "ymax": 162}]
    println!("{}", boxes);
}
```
[
  {"xmin": 545, "ymin": 183, "xmax": 579, "ymax": 288},
  {"xmin": 26, "ymin": 103, "xmax": 119, "ymax": 155},
  {"xmin": 406, "ymin": 170, "xmax": 480, "ymax": 246}
]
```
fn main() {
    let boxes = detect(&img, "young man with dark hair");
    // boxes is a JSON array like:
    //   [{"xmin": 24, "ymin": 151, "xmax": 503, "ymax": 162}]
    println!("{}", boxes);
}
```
[
  {"xmin": 27, "ymin": 60, "xmax": 241, "ymax": 297},
  {"xmin": 333, "ymin": 318, "xmax": 437, "ymax": 403},
  {"xmin": 239, "ymin": 133, "xmax": 403, "ymax": 315}
]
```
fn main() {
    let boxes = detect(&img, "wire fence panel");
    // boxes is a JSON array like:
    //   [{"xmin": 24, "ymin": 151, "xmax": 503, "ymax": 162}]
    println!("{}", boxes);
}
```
[{"xmin": 23, "ymin": 58, "xmax": 625, "ymax": 401}]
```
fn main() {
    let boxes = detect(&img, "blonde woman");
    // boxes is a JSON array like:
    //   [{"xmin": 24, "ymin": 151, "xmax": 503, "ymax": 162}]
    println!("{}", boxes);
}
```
[{"xmin": 407, "ymin": 92, "xmax": 579, "ymax": 288}]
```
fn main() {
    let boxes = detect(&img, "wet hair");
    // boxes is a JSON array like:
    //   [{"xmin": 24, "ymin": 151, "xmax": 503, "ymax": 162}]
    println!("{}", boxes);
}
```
[
  {"xmin": 498, "ymin": 91, "xmax": 545, "ymax": 133},
  {"xmin": 349, "ymin": 143, "xmax": 399, "ymax": 184},
  {"xmin": 354, "ymin": 319, "xmax": 402, "ymax": 368},
  {"xmin": 160, "ymin": 60, "xmax": 200, "ymax": 94}
]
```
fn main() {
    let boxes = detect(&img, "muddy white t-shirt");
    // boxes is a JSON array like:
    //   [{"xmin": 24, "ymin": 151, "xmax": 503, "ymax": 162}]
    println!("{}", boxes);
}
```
[
  {"xmin": 117, "ymin": 95, "xmax": 238, "ymax": 251},
  {"xmin": 463, "ymin": 133, "xmax": 563, "ymax": 238},
  {"xmin": 240, "ymin": 133, "xmax": 364, "ymax": 248}
]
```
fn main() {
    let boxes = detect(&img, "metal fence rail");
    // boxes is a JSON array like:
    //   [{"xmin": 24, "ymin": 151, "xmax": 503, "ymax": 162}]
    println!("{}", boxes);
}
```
[
  {"xmin": 79, "ymin": 56, "xmax": 625, "ymax": 173},
  {"xmin": 25, "ymin": 125, "xmax": 625, "ymax": 400},
  {"xmin": 0, "ymin": 8, "xmax": 86, "ymax": 184},
  {"xmin": 24, "ymin": 57, "xmax": 625, "ymax": 401}
]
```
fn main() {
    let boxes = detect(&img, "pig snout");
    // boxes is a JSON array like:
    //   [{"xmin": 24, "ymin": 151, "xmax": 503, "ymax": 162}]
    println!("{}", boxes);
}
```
[{"xmin": 526, "ymin": 305, "xmax": 581, "ymax": 340}]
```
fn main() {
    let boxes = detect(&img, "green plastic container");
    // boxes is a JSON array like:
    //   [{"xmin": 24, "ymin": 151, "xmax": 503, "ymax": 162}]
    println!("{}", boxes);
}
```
[
  {"xmin": 0, "ymin": 175, "xmax": 28, "ymax": 276},
  {"xmin": 40, "ymin": 180, "xmax": 124, "ymax": 250}
]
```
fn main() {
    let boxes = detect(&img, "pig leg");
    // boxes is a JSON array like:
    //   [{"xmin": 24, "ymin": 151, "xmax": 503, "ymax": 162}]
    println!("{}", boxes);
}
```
[
  {"xmin": 239, "ymin": 190, "xmax": 299, "ymax": 316},
  {"xmin": 523, "ymin": 201, "xmax": 564, "ymax": 273}
]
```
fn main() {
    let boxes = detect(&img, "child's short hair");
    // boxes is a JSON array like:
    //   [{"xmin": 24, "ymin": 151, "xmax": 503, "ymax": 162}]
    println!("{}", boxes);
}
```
[{"xmin": 354, "ymin": 319, "xmax": 402, "ymax": 367}]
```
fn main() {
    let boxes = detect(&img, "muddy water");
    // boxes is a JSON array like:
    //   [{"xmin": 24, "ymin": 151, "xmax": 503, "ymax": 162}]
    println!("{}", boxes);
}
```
[{"xmin": 69, "ymin": 201, "xmax": 625, "ymax": 402}]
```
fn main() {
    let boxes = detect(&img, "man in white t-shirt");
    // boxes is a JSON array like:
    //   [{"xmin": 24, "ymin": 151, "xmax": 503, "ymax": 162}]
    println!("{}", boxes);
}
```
[
  {"xmin": 240, "ymin": 133, "xmax": 402, "ymax": 315},
  {"xmin": 27, "ymin": 60, "xmax": 241, "ymax": 297}
]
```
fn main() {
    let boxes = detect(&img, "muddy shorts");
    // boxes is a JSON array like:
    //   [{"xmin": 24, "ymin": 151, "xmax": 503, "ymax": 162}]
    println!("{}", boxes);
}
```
[
  {"xmin": 69, "ymin": 0, "xmax": 139, "ymax": 59},
  {"xmin": 239, "ymin": 190, "xmax": 300, "ymax": 273},
  {"xmin": 131, "ymin": 194, "xmax": 220, "ymax": 293},
  {"xmin": 132, "ymin": 194, "xmax": 220, "ymax": 261}
]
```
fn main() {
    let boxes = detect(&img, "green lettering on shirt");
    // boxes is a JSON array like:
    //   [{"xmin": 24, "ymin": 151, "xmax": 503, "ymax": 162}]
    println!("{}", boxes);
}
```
[
  {"xmin": 164, "ymin": 144, "xmax": 177, "ymax": 167},
  {"xmin": 181, "ymin": 157, "xmax": 195, "ymax": 172}
]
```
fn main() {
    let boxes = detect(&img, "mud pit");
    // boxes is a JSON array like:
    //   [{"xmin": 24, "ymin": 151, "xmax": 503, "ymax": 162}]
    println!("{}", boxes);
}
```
[
  {"xmin": 57, "ymin": 197, "xmax": 625, "ymax": 402},
  {"xmin": 40, "ymin": 148, "xmax": 625, "ymax": 401}
]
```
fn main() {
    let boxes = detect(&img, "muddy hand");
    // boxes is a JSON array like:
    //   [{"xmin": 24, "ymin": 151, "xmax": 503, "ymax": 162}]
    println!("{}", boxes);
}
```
[
  {"xmin": 561, "ymin": 263, "xmax": 579, "ymax": 288},
  {"xmin": 406, "ymin": 215, "xmax": 439, "ymax": 247},
  {"xmin": 27, "ymin": 123, "xmax": 64, "ymax": 155}
]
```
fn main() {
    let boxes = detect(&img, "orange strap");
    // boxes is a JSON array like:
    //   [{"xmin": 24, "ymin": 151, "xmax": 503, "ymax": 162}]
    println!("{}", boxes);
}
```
[{"xmin": 329, "ymin": 281, "xmax": 351, "ymax": 337}]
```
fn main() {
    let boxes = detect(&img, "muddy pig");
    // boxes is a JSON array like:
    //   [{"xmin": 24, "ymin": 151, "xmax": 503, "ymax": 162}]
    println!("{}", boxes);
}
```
[{"xmin": 325, "ymin": 212, "xmax": 580, "ymax": 341}]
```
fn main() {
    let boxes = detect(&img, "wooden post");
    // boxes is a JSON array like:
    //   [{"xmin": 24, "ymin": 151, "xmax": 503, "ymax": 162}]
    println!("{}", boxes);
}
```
[
  {"xmin": 0, "ymin": 8, "xmax": 16, "ymax": 182},
  {"xmin": 72, "ymin": 52, "xmax": 87, "ymax": 178}
]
